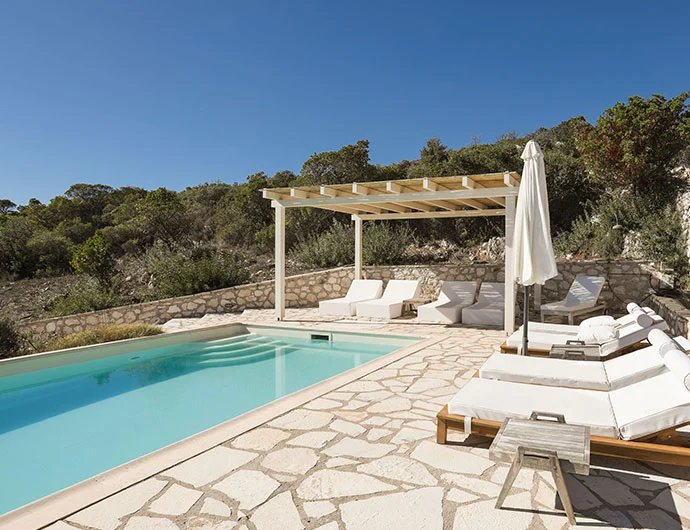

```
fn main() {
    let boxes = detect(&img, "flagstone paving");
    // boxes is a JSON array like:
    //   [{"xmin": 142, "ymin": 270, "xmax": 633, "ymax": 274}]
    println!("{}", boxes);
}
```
[{"xmin": 56, "ymin": 308, "xmax": 690, "ymax": 530}]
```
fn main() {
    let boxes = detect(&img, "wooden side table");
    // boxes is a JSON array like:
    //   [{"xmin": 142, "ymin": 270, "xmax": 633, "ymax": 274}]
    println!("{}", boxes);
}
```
[
  {"xmin": 489, "ymin": 412, "xmax": 590, "ymax": 526},
  {"xmin": 402, "ymin": 297, "xmax": 431, "ymax": 315}
]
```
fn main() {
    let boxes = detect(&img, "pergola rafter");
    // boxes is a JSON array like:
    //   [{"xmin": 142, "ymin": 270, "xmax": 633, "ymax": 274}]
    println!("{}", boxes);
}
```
[{"xmin": 264, "ymin": 172, "xmax": 521, "ymax": 333}]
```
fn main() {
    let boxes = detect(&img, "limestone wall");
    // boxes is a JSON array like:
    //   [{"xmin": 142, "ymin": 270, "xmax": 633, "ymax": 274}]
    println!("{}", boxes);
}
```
[
  {"xmin": 649, "ymin": 294, "xmax": 690, "ymax": 338},
  {"xmin": 21, "ymin": 260, "xmax": 658, "ymax": 337}
]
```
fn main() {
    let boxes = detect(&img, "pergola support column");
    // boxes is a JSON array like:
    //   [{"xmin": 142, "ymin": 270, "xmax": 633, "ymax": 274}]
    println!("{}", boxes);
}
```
[
  {"xmin": 274, "ymin": 203, "xmax": 285, "ymax": 320},
  {"xmin": 354, "ymin": 216, "xmax": 363, "ymax": 280},
  {"xmin": 504, "ymin": 195, "xmax": 516, "ymax": 334}
]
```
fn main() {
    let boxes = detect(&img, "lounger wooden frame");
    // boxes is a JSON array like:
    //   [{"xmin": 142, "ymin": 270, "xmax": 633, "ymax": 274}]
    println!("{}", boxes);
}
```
[
  {"xmin": 437, "ymin": 405, "xmax": 690, "ymax": 466},
  {"xmin": 499, "ymin": 340, "xmax": 644, "ymax": 360}
]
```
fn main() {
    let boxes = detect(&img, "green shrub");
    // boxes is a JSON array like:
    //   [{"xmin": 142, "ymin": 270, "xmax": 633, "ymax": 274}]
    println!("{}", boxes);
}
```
[
  {"xmin": 0, "ymin": 317, "xmax": 28, "ymax": 358},
  {"xmin": 130, "ymin": 242, "xmax": 250, "ymax": 299},
  {"xmin": 44, "ymin": 279, "xmax": 124, "ymax": 316},
  {"xmin": 44, "ymin": 324, "xmax": 162, "ymax": 351},
  {"xmin": 363, "ymin": 223, "xmax": 414, "ymax": 265},
  {"xmin": 26, "ymin": 231, "xmax": 74, "ymax": 276},
  {"xmin": 289, "ymin": 221, "xmax": 354, "ymax": 268},
  {"xmin": 71, "ymin": 232, "xmax": 115, "ymax": 288},
  {"xmin": 639, "ymin": 206, "xmax": 689, "ymax": 279}
]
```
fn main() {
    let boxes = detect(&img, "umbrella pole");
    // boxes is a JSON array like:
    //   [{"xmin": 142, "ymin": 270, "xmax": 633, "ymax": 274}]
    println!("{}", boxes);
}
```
[{"xmin": 522, "ymin": 284, "xmax": 529, "ymax": 355}]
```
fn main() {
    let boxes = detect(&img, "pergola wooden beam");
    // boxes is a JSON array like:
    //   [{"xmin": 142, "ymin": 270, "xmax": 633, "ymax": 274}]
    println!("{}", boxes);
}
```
[{"xmin": 355, "ymin": 208, "xmax": 506, "ymax": 221}]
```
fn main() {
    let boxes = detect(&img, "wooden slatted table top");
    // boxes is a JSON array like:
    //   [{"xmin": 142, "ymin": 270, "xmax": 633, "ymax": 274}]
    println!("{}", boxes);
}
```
[{"xmin": 490, "ymin": 418, "xmax": 591, "ymax": 475}]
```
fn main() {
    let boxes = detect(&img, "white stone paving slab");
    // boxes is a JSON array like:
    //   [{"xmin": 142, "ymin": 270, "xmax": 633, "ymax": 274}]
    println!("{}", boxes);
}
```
[
  {"xmin": 161, "ymin": 446, "xmax": 257, "ymax": 487},
  {"xmin": 357, "ymin": 455, "xmax": 437, "ymax": 486},
  {"xmin": 261, "ymin": 447, "xmax": 319, "ymax": 475},
  {"xmin": 411, "ymin": 441, "xmax": 493, "ymax": 476},
  {"xmin": 199, "ymin": 497, "xmax": 233, "ymax": 518},
  {"xmin": 287, "ymin": 430, "xmax": 337, "ymax": 449},
  {"xmin": 268, "ymin": 409, "xmax": 334, "ymax": 430},
  {"xmin": 212, "ymin": 470, "xmax": 280, "ymax": 510},
  {"xmin": 149, "ymin": 484, "xmax": 203, "ymax": 516},
  {"xmin": 232, "ymin": 427, "xmax": 291, "ymax": 451},
  {"xmin": 340, "ymin": 487, "xmax": 443, "ymax": 530},
  {"xmin": 250, "ymin": 492, "xmax": 304, "ymax": 530},
  {"xmin": 123, "ymin": 516, "xmax": 180, "ymax": 530},
  {"xmin": 296, "ymin": 469, "xmax": 396, "ymax": 500},
  {"xmin": 68, "ymin": 478, "xmax": 167, "ymax": 530},
  {"xmin": 324, "ymin": 438, "xmax": 395, "ymax": 459},
  {"xmin": 330, "ymin": 419, "xmax": 366, "ymax": 436},
  {"xmin": 302, "ymin": 500, "xmax": 336, "ymax": 518}
]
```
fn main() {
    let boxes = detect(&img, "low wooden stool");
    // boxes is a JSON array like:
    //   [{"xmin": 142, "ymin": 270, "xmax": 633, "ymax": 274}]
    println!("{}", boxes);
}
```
[{"xmin": 489, "ymin": 412, "xmax": 591, "ymax": 526}]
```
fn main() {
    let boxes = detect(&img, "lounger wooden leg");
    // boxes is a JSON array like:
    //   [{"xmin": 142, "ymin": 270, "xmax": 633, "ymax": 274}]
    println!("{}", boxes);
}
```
[
  {"xmin": 551, "ymin": 457, "xmax": 576, "ymax": 526},
  {"xmin": 436, "ymin": 417, "xmax": 448, "ymax": 444},
  {"xmin": 495, "ymin": 452, "xmax": 522, "ymax": 509}
]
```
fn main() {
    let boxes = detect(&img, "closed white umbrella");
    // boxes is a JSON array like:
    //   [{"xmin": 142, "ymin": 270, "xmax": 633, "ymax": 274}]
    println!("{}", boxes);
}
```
[{"xmin": 513, "ymin": 140, "xmax": 558, "ymax": 354}]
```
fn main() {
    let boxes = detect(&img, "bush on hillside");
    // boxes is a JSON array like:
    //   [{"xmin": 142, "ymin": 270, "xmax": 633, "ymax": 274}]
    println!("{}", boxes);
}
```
[
  {"xmin": 26, "ymin": 231, "xmax": 74, "ymax": 276},
  {"xmin": 289, "ymin": 221, "xmax": 355, "ymax": 268},
  {"xmin": 363, "ymin": 223, "xmax": 415, "ymax": 265},
  {"xmin": 43, "ymin": 324, "xmax": 162, "ymax": 352},
  {"xmin": 44, "ymin": 279, "xmax": 127, "ymax": 316},
  {"xmin": 128, "ymin": 242, "xmax": 250, "ymax": 299},
  {"xmin": 0, "ymin": 317, "xmax": 29, "ymax": 358}
]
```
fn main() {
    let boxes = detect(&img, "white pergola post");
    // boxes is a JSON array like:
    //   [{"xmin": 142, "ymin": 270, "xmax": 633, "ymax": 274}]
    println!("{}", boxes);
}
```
[
  {"xmin": 504, "ymin": 195, "xmax": 516, "ymax": 333},
  {"xmin": 274, "ymin": 202, "xmax": 285, "ymax": 320},
  {"xmin": 354, "ymin": 216, "xmax": 363, "ymax": 280}
]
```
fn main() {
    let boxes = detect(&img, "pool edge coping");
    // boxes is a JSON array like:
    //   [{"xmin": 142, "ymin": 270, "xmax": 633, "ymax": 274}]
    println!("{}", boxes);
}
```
[{"xmin": 0, "ymin": 323, "xmax": 442, "ymax": 530}]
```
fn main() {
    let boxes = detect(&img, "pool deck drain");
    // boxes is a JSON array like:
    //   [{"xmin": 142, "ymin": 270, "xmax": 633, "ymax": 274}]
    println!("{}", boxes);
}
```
[{"xmin": 35, "ymin": 309, "xmax": 690, "ymax": 530}]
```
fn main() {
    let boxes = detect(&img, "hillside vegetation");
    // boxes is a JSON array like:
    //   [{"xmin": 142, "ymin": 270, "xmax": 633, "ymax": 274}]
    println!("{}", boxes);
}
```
[{"xmin": 1, "ymin": 93, "xmax": 689, "ymax": 325}]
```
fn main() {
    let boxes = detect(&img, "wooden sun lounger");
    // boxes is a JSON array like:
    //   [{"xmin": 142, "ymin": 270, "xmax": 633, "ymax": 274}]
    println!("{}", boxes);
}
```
[
  {"xmin": 436, "ymin": 405, "xmax": 690, "ymax": 466},
  {"xmin": 499, "ymin": 340, "xmax": 644, "ymax": 360}
]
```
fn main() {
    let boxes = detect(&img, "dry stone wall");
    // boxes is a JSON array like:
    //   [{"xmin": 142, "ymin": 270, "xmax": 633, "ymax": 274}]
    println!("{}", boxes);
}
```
[{"xmin": 20, "ymin": 260, "xmax": 672, "ymax": 337}]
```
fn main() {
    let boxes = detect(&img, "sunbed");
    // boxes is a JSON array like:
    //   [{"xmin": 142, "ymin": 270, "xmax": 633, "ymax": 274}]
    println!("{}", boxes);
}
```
[
  {"xmin": 481, "ymin": 330, "xmax": 690, "ymax": 390},
  {"xmin": 417, "ymin": 281, "xmax": 478, "ymax": 324},
  {"xmin": 356, "ymin": 280, "xmax": 420, "ymax": 319},
  {"xmin": 437, "ymin": 346, "xmax": 690, "ymax": 465},
  {"xmin": 461, "ymin": 282, "xmax": 506, "ymax": 327},
  {"xmin": 540, "ymin": 274, "xmax": 606, "ymax": 324},
  {"xmin": 501, "ymin": 305, "xmax": 668, "ymax": 358},
  {"xmin": 319, "ymin": 279, "xmax": 383, "ymax": 316}
]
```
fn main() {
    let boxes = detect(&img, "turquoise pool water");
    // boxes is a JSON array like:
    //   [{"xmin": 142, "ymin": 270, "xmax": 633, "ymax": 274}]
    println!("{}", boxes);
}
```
[{"xmin": 0, "ymin": 330, "xmax": 414, "ymax": 515}]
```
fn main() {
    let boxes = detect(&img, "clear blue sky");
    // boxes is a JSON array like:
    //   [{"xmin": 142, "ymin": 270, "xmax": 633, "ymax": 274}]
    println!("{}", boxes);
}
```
[{"xmin": 1, "ymin": 1, "xmax": 688, "ymax": 204}]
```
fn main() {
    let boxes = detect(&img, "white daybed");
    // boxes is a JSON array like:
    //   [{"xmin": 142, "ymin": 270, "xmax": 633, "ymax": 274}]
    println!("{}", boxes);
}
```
[
  {"xmin": 417, "ymin": 281, "xmax": 478, "ymax": 324},
  {"xmin": 437, "ymin": 345, "xmax": 690, "ymax": 465},
  {"xmin": 540, "ymin": 274, "xmax": 606, "ymax": 324},
  {"xmin": 356, "ymin": 280, "xmax": 420, "ymax": 320},
  {"xmin": 461, "ymin": 282, "xmax": 506, "ymax": 327},
  {"xmin": 482, "ymin": 330, "xmax": 690, "ymax": 390},
  {"xmin": 318, "ymin": 279, "xmax": 383, "ymax": 317}
]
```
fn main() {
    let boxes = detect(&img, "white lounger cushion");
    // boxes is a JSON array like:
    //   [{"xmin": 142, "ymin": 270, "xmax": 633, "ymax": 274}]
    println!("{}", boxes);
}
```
[
  {"xmin": 448, "ymin": 378, "xmax": 618, "ymax": 438},
  {"xmin": 462, "ymin": 282, "xmax": 505, "ymax": 326},
  {"xmin": 480, "ymin": 353, "xmax": 609, "ymax": 390},
  {"xmin": 417, "ymin": 281, "xmax": 478, "ymax": 324},
  {"xmin": 480, "ymin": 336, "xmax": 690, "ymax": 391},
  {"xmin": 319, "ymin": 280, "xmax": 383, "ymax": 316},
  {"xmin": 506, "ymin": 315, "xmax": 668, "ymax": 357},
  {"xmin": 356, "ymin": 280, "xmax": 420, "ymax": 319},
  {"xmin": 540, "ymin": 275, "xmax": 605, "ymax": 312},
  {"xmin": 610, "ymin": 371, "xmax": 690, "ymax": 440}
]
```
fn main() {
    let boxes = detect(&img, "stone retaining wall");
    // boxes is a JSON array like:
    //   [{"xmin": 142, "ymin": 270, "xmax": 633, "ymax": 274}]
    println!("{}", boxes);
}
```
[
  {"xmin": 21, "ymin": 260, "xmax": 657, "ymax": 337},
  {"xmin": 649, "ymin": 294, "xmax": 690, "ymax": 338}
]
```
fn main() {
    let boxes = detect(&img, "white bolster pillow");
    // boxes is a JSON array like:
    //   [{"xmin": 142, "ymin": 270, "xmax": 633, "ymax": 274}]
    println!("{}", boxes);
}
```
[
  {"xmin": 576, "ymin": 325, "xmax": 619, "ymax": 344},
  {"xmin": 627, "ymin": 302, "xmax": 642, "ymax": 314},
  {"xmin": 648, "ymin": 329, "xmax": 677, "ymax": 357},
  {"xmin": 629, "ymin": 306, "xmax": 654, "ymax": 328},
  {"xmin": 662, "ymin": 349, "xmax": 690, "ymax": 392},
  {"xmin": 580, "ymin": 315, "xmax": 616, "ymax": 328}
]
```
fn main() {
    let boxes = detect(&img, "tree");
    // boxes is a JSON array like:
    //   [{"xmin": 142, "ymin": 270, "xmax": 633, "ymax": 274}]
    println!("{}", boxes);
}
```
[
  {"xmin": 300, "ymin": 140, "xmax": 374, "ymax": 185},
  {"xmin": 71, "ymin": 232, "xmax": 115, "ymax": 288},
  {"xmin": 578, "ymin": 93, "xmax": 690, "ymax": 192},
  {"xmin": 0, "ymin": 200, "xmax": 16, "ymax": 215},
  {"xmin": 135, "ymin": 188, "xmax": 190, "ymax": 246}
]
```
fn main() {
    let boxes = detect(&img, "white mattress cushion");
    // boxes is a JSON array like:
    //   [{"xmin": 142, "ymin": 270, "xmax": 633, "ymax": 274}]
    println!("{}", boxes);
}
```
[
  {"xmin": 581, "ymin": 315, "xmax": 617, "ymax": 328},
  {"xmin": 346, "ymin": 279, "xmax": 383, "ymax": 300},
  {"xmin": 603, "ymin": 344, "xmax": 667, "ymax": 390},
  {"xmin": 479, "ymin": 353, "xmax": 609, "ymax": 390},
  {"xmin": 610, "ymin": 372, "xmax": 690, "ymax": 440},
  {"xmin": 663, "ymin": 349, "xmax": 690, "ymax": 391},
  {"xmin": 447, "ymin": 378, "xmax": 618, "ymax": 438}
]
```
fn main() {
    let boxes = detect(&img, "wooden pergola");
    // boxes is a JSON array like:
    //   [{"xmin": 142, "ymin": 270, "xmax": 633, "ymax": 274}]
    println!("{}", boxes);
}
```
[{"xmin": 263, "ymin": 172, "xmax": 521, "ymax": 332}]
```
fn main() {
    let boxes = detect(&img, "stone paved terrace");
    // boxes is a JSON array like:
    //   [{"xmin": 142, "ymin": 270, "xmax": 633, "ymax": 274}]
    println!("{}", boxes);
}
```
[{"xmin": 47, "ymin": 309, "xmax": 690, "ymax": 530}]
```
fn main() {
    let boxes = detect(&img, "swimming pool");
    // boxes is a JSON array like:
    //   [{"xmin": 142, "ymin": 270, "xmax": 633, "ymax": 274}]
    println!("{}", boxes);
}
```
[{"xmin": 0, "ymin": 325, "xmax": 418, "ymax": 515}]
